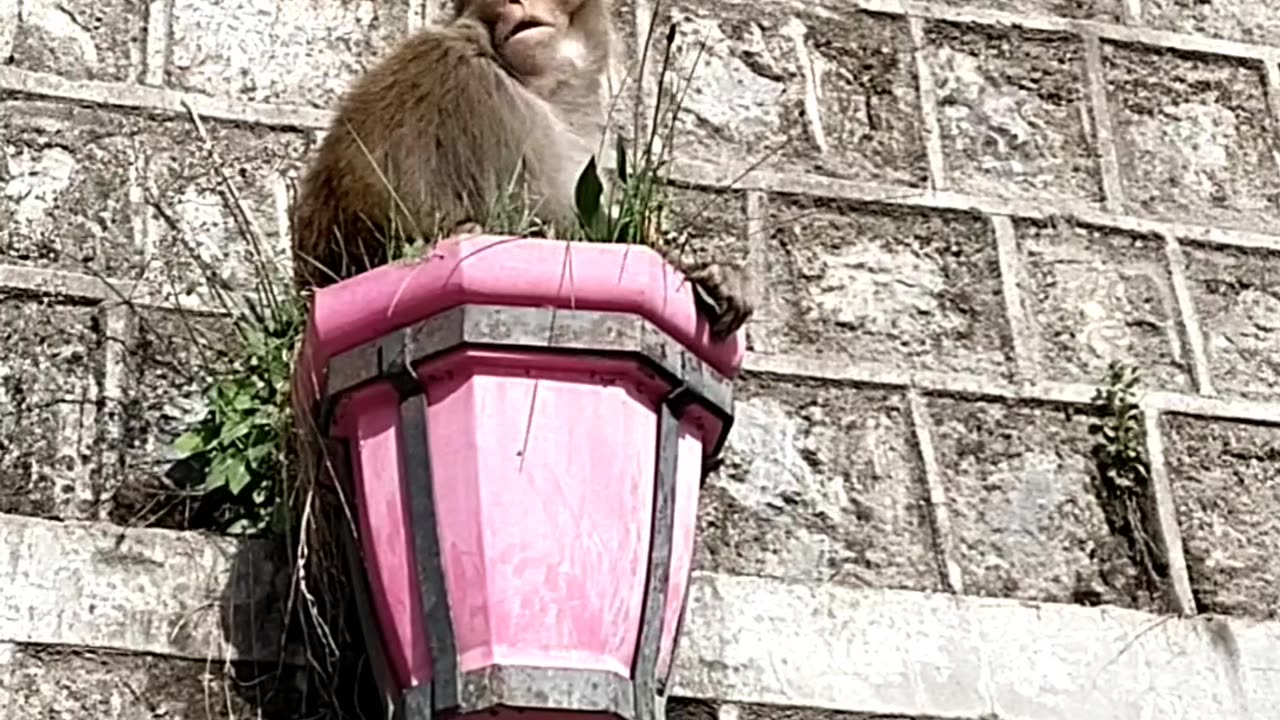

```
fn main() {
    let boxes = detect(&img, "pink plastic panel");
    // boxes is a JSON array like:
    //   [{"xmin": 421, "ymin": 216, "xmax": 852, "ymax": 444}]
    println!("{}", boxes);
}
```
[
  {"xmin": 332, "ymin": 348, "xmax": 716, "ymax": 692},
  {"xmin": 297, "ymin": 236, "xmax": 746, "ymax": 414}
]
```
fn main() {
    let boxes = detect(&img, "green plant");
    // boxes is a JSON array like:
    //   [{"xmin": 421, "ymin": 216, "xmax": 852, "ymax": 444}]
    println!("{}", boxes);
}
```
[
  {"xmin": 574, "ymin": 23, "xmax": 703, "ymax": 250},
  {"xmin": 171, "ymin": 294, "xmax": 303, "ymax": 535},
  {"xmin": 1089, "ymin": 361, "xmax": 1149, "ymax": 498},
  {"xmin": 1087, "ymin": 360, "xmax": 1162, "ymax": 590}
]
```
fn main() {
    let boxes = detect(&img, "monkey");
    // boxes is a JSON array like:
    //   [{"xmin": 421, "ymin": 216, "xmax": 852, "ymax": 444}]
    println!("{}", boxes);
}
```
[{"xmin": 289, "ymin": 0, "xmax": 753, "ymax": 340}]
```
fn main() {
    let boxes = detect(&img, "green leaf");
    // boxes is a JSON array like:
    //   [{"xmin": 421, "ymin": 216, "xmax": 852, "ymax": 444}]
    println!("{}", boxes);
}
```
[
  {"xmin": 245, "ymin": 441, "xmax": 274, "ymax": 469},
  {"xmin": 574, "ymin": 156, "xmax": 604, "ymax": 237},
  {"xmin": 172, "ymin": 430, "xmax": 207, "ymax": 459},
  {"xmin": 209, "ymin": 417, "xmax": 255, "ymax": 450},
  {"xmin": 226, "ymin": 517, "xmax": 262, "ymax": 535},
  {"xmin": 209, "ymin": 454, "xmax": 251, "ymax": 496}
]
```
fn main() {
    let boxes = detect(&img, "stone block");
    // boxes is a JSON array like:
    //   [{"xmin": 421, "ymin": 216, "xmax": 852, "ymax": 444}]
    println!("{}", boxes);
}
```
[
  {"xmin": 927, "ymin": 397, "xmax": 1157, "ymax": 609},
  {"xmin": 925, "ymin": 23, "xmax": 1099, "ymax": 204},
  {"xmin": 1162, "ymin": 414, "xmax": 1280, "ymax": 620},
  {"xmin": 732, "ymin": 703, "xmax": 902, "ymax": 720},
  {"xmin": 1018, "ymin": 219, "xmax": 1190, "ymax": 389},
  {"xmin": 6, "ymin": 0, "xmax": 146, "ymax": 82},
  {"xmin": 1181, "ymin": 242, "xmax": 1280, "ymax": 400},
  {"xmin": 1104, "ymin": 44, "xmax": 1280, "ymax": 231},
  {"xmin": 673, "ymin": 573, "xmax": 1280, "ymax": 718},
  {"xmin": 0, "ymin": 514, "xmax": 290, "ymax": 661},
  {"xmin": 668, "ymin": 699, "xmax": 719, "ymax": 720},
  {"xmin": 137, "ymin": 114, "xmax": 311, "ymax": 302},
  {"xmin": 663, "ymin": 185, "xmax": 749, "ymax": 268},
  {"xmin": 0, "ymin": 645, "xmax": 301, "ymax": 720},
  {"xmin": 657, "ymin": 0, "xmax": 926, "ymax": 185},
  {"xmin": 756, "ymin": 196, "xmax": 1009, "ymax": 376},
  {"xmin": 0, "ymin": 295, "xmax": 101, "ymax": 521},
  {"xmin": 696, "ymin": 377, "xmax": 940, "ymax": 591},
  {"xmin": 1, "ymin": 100, "xmax": 310, "ymax": 295},
  {"xmin": 110, "ymin": 309, "xmax": 236, "ymax": 530},
  {"xmin": 932, "ymin": 0, "xmax": 1121, "ymax": 22},
  {"xmin": 1, "ymin": 99, "xmax": 141, "ymax": 277},
  {"xmin": 1143, "ymin": 0, "xmax": 1280, "ymax": 49},
  {"xmin": 167, "ymin": 0, "xmax": 409, "ymax": 107}
]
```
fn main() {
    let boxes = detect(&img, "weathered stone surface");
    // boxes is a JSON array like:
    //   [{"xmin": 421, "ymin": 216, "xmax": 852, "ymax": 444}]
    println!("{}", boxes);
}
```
[
  {"xmin": 1018, "ymin": 219, "xmax": 1189, "ymax": 389},
  {"xmin": 0, "ymin": 99, "xmax": 308, "ymax": 294},
  {"xmin": 926, "ymin": 23, "xmax": 1098, "ymax": 204},
  {"xmin": 1181, "ymin": 242, "xmax": 1280, "ymax": 401},
  {"xmin": 927, "ymin": 397, "xmax": 1156, "ymax": 609},
  {"xmin": 697, "ymin": 378, "xmax": 939, "ymax": 591},
  {"xmin": 669, "ymin": 698, "xmax": 720, "ymax": 720},
  {"xmin": 672, "ymin": 573, "xmax": 1277, "ymax": 718},
  {"xmin": 2, "ymin": 516, "xmax": 1279, "ymax": 720},
  {"xmin": 664, "ymin": 186, "xmax": 750, "ymax": 269},
  {"xmin": 167, "ymin": 0, "xmax": 409, "ymax": 108},
  {"xmin": 0, "ymin": 296, "xmax": 101, "ymax": 521},
  {"xmin": 0, "ymin": 644, "xmax": 302, "ymax": 720},
  {"xmin": 729, "ymin": 703, "xmax": 919, "ymax": 720},
  {"xmin": 660, "ymin": 0, "xmax": 926, "ymax": 185},
  {"xmin": 111, "ymin": 310, "xmax": 237, "ymax": 530},
  {"xmin": 0, "ymin": 514, "xmax": 288, "ymax": 662},
  {"xmin": 1, "ymin": 100, "xmax": 140, "ymax": 276},
  {"xmin": 1104, "ymin": 44, "xmax": 1280, "ymax": 231},
  {"xmin": 1162, "ymin": 414, "xmax": 1280, "ymax": 620},
  {"xmin": 933, "ymin": 0, "xmax": 1121, "ymax": 22},
  {"xmin": 6, "ymin": 0, "xmax": 145, "ymax": 82},
  {"xmin": 138, "ymin": 113, "xmax": 309, "ymax": 302},
  {"xmin": 1144, "ymin": 0, "xmax": 1280, "ymax": 49},
  {"xmin": 756, "ymin": 196, "xmax": 1009, "ymax": 376}
]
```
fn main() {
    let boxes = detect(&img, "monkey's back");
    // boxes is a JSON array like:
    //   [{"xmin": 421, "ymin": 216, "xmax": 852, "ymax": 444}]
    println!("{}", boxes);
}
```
[{"xmin": 291, "ymin": 22, "xmax": 539, "ymax": 290}]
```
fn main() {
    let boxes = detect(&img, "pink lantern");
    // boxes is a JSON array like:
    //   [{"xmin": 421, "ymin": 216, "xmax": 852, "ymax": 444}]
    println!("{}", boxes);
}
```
[{"xmin": 293, "ymin": 235, "xmax": 744, "ymax": 720}]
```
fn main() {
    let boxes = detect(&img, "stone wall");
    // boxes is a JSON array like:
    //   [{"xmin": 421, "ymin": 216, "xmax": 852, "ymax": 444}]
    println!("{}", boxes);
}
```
[{"xmin": 3, "ymin": 0, "xmax": 1280, "ymax": 718}]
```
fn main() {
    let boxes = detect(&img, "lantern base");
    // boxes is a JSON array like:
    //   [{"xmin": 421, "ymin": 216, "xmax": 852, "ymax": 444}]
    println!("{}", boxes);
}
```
[{"xmin": 340, "ymin": 453, "xmax": 669, "ymax": 720}]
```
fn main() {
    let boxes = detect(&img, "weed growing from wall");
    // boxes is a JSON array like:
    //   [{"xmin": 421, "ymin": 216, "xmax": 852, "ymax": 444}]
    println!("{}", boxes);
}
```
[
  {"xmin": 1087, "ymin": 360, "xmax": 1165, "ymax": 596},
  {"xmin": 171, "ymin": 294, "xmax": 303, "ymax": 534}
]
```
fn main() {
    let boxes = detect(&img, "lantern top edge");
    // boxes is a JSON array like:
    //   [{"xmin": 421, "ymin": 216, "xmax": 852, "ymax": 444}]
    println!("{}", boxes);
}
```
[{"xmin": 304, "ymin": 235, "xmax": 746, "ymax": 379}]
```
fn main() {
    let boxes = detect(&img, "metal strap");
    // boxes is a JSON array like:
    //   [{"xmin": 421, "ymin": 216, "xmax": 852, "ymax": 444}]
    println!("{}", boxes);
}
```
[
  {"xmin": 659, "ymin": 578, "xmax": 695, "ymax": 696},
  {"xmin": 632, "ymin": 386, "xmax": 693, "ymax": 720},
  {"xmin": 329, "ymin": 440, "xmax": 398, "ymax": 720},
  {"xmin": 395, "ymin": 686, "xmax": 432, "ymax": 720},
  {"xmin": 457, "ymin": 666, "xmax": 637, "ymax": 717},
  {"xmin": 398, "ymin": 389, "xmax": 459, "ymax": 717},
  {"xmin": 320, "ymin": 305, "xmax": 735, "ymax": 455}
]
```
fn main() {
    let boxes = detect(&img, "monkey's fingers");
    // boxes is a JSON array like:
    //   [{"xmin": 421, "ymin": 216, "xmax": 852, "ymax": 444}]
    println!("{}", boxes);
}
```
[
  {"xmin": 720, "ymin": 292, "xmax": 755, "ymax": 340},
  {"xmin": 686, "ymin": 263, "xmax": 754, "ymax": 341},
  {"xmin": 701, "ymin": 452, "xmax": 725, "ymax": 481},
  {"xmin": 452, "ymin": 220, "xmax": 484, "ymax": 237}
]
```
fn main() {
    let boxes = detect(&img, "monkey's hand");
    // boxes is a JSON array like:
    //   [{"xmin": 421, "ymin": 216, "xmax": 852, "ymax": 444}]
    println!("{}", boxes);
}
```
[
  {"xmin": 700, "ymin": 451, "xmax": 725, "ymax": 482},
  {"xmin": 452, "ymin": 220, "xmax": 484, "ymax": 236},
  {"xmin": 682, "ymin": 260, "xmax": 755, "ymax": 341}
]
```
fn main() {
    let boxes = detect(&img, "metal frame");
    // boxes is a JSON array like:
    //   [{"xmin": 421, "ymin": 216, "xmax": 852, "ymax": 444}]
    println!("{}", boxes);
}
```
[{"xmin": 316, "ymin": 304, "xmax": 736, "ymax": 720}]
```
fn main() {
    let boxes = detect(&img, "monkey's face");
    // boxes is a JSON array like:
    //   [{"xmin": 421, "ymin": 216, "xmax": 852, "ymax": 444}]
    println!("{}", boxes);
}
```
[{"xmin": 464, "ymin": 0, "xmax": 597, "ymax": 79}]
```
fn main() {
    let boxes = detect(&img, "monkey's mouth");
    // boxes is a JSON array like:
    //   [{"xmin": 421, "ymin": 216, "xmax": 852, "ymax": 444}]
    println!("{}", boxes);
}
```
[
  {"xmin": 503, "ymin": 17, "xmax": 553, "ymax": 43},
  {"xmin": 509, "ymin": 20, "xmax": 544, "ymax": 36}
]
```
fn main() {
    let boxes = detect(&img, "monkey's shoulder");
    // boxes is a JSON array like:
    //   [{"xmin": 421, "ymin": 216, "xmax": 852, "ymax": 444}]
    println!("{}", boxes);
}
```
[{"xmin": 386, "ymin": 20, "xmax": 500, "ymax": 66}]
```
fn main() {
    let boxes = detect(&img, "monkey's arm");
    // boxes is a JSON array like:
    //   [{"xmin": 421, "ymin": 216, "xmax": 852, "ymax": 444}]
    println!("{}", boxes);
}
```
[
  {"xmin": 684, "ymin": 261, "xmax": 754, "ymax": 341},
  {"xmin": 332, "ymin": 20, "xmax": 547, "ymax": 239}
]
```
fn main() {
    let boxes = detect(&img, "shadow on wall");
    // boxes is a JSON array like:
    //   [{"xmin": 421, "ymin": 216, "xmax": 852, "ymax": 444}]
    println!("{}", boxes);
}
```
[{"xmin": 216, "ymin": 532, "xmax": 385, "ymax": 719}]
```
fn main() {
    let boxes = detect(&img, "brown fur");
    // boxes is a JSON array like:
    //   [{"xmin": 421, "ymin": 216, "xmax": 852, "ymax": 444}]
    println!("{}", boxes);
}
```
[{"xmin": 290, "ymin": 0, "xmax": 753, "ymax": 338}]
